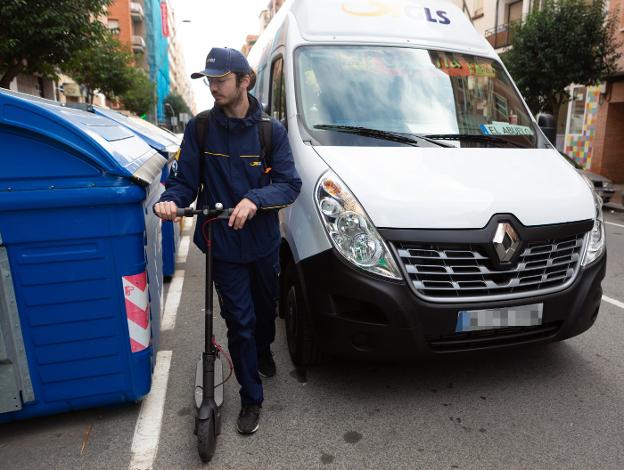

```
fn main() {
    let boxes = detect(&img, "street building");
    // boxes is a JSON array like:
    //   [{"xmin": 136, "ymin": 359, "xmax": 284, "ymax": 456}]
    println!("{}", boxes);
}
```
[
  {"xmin": 49, "ymin": 0, "xmax": 146, "ymax": 108},
  {"xmin": 108, "ymin": 0, "xmax": 194, "ymax": 122},
  {"xmin": 240, "ymin": 0, "xmax": 284, "ymax": 53},
  {"xmin": 6, "ymin": 73, "xmax": 57, "ymax": 101},
  {"xmin": 142, "ymin": 0, "xmax": 170, "ymax": 123},
  {"xmin": 6, "ymin": 0, "xmax": 195, "ymax": 123},
  {"xmin": 166, "ymin": 4, "xmax": 196, "ymax": 116},
  {"xmin": 591, "ymin": 0, "xmax": 624, "ymax": 184},
  {"xmin": 242, "ymin": 35, "xmax": 260, "ymax": 57}
]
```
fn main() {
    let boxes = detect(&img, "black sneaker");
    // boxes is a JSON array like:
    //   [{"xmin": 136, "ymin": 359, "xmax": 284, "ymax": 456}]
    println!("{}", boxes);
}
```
[
  {"xmin": 257, "ymin": 352, "xmax": 276, "ymax": 378},
  {"xmin": 237, "ymin": 405, "xmax": 261, "ymax": 434}
]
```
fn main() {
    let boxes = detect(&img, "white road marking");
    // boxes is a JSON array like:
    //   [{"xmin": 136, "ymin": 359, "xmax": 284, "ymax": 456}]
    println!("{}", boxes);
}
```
[
  {"xmin": 161, "ymin": 233, "xmax": 191, "ymax": 330},
  {"xmin": 605, "ymin": 221, "xmax": 624, "ymax": 229},
  {"xmin": 603, "ymin": 295, "xmax": 624, "ymax": 310},
  {"xmin": 161, "ymin": 269, "xmax": 185, "ymax": 331},
  {"xmin": 128, "ymin": 350, "xmax": 172, "ymax": 470}
]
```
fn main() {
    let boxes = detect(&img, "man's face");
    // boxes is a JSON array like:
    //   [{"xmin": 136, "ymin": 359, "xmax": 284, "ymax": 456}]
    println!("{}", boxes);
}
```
[{"xmin": 208, "ymin": 73, "xmax": 245, "ymax": 107}]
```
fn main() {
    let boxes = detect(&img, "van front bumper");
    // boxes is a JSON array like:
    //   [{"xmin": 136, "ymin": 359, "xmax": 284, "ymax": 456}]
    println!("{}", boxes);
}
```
[{"xmin": 296, "ymin": 249, "xmax": 606, "ymax": 359}]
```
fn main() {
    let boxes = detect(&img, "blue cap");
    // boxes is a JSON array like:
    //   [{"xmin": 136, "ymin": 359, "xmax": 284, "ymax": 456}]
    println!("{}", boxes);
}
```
[{"xmin": 191, "ymin": 47, "xmax": 251, "ymax": 79}]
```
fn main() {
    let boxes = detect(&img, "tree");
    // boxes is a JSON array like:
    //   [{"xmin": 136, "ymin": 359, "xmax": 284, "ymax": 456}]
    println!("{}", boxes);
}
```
[
  {"xmin": 0, "ymin": 0, "xmax": 111, "ymax": 88},
  {"xmin": 119, "ymin": 68, "xmax": 155, "ymax": 116},
  {"xmin": 64, "ymin": 33, "xmax": 135, "ymax": 103},
  {"xmin": 164, "ymin": 92, "xmax": 192, "ymax": 118},
  {"xmin": 501, "ymin": 0, "xmax": 621, "ymax": 127}
]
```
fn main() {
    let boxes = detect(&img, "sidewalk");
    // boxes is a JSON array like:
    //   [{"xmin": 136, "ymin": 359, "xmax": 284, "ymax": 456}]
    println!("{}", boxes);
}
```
[{"xmin": 604, "ymin": 183, "xmax": 624, "ymax": 213}]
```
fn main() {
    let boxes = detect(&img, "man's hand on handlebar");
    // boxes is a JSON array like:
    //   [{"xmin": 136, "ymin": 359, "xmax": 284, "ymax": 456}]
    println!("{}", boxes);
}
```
[
  {"xmin": 229, "ymin": 198, "xmax": 257, "ymax": 230},
  {"xmin": 154, "ymin": 199, "xmax": 257, "ymax": 229},
  {"xmin": 154, "ymin": 201, "xmax": 180, "ymax": 222}
]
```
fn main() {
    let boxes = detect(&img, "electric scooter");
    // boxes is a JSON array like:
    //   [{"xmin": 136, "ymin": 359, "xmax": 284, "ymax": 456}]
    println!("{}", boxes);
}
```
[{"xmin": 176, "ymin": 203, "xmax": 233, "ymax": 463}]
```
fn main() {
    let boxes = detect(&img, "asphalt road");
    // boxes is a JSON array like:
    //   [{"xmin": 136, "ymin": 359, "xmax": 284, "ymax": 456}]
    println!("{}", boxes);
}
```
[{"xmin": 1, "ymin": 211, "xmax": 623, "ymax": 470}]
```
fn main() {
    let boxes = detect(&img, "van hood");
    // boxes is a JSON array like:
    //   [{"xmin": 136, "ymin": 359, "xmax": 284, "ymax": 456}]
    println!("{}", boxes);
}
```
[{"xmin": 313, "ymin": 146, "xmax": 596, "ymax": 229}]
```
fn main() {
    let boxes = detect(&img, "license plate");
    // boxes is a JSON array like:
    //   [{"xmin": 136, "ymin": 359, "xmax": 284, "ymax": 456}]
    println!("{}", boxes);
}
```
[{"xmin": 455, "ymin": 303, "xmax": 543, "ymax": 333}]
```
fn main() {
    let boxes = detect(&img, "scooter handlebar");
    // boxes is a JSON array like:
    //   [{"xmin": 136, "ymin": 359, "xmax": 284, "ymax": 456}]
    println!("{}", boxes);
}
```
[
  {"xmin": 175, "ymin": 207, "xmax": 198, "ymax": 217},
  {"xmin": 174, "ymin": 203, "xmax": 288, "ymax": 218},
  {"xmin": 175, "ymin": 206, "xmax": 234, "ymax": 218}
]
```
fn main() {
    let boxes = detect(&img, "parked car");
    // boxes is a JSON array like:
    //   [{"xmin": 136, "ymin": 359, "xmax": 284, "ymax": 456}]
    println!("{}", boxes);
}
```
[{"xmin": 560, "ymin": 152, "xmax": 615, "ymax": 203}]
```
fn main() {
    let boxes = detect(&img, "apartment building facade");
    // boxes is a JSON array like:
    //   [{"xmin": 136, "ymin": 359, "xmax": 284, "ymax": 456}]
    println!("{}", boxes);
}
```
[
  {"xmin": 6, "ymin": 74, "xmax": 57, "ymax": 101},
  {"xmin": 241, "ymin": 0, "xmax": 283, "ymax": 55},
  {"xmin": 165, "ymin": 1, "xmax": 196, "ymax": 116},
  {"xmin": 591, "ymin": 0, "xmax": 624, "ymax": 183}
]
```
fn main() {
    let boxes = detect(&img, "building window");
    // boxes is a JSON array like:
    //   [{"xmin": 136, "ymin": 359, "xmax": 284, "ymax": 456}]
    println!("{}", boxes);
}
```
[
  {"xmin": 108, "ymin": 19, "xmax": 120, "ymax": 35},
  {"xmin": 506, "ymin": 0, "xmax": 523, "ymax": 25},
  {"xmin": 567, "ymin": 86, "xmax": 587, "ymax": 135}
]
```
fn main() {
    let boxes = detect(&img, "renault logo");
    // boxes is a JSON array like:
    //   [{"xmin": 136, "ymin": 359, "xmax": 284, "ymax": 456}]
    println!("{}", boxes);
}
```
[{"xmin": 493, "ymin": 223, "xmax": 520, "ymax": 263}]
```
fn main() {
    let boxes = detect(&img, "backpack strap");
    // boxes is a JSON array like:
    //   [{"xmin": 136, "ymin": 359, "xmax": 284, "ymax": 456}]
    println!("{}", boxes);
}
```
[
  {"xmin": 258, "ymin": 112, "xmax": 273, "ymax": 172},
  {"xmin": 194, "ymin": 110, "xmax": 211, "ymax": 205}
]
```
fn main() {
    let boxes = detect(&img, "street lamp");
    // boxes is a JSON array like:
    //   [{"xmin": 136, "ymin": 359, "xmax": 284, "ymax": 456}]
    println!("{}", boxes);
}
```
[{"xmin": 164, "ymin": 102, "xmax": 177, "ymax": 131}]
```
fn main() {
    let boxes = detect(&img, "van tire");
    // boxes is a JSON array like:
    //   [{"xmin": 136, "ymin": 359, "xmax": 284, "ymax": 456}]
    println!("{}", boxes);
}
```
[{"xmin": 283, "ymin": 264, "xmax": 324, "ymax": 366}]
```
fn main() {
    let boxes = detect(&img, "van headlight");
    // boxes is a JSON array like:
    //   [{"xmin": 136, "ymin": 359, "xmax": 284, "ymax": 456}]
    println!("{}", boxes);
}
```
[
  {"xmin": 581, "ymin": 193, "xmax": 606, "ymax": 267},
  {"xmin": 315, "ymin": 171, "xmax": 402, "ymax": 280}
]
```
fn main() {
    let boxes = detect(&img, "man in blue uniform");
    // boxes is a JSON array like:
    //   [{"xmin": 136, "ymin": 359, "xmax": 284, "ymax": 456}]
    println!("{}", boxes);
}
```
[{"xmin": 154, "ymin": 47, "xmax": 301, "ymax": 434}]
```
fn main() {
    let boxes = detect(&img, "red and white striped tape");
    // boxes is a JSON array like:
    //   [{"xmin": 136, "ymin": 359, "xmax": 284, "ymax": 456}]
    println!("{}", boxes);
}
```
[{"xmin": 123, "ymin": 272, "xmax": 151, "ymax": 353}]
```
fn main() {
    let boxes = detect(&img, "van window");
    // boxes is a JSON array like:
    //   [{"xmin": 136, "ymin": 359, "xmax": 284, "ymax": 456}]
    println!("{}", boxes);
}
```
[
  {"xmin": 270, "ymin": 57, "xmax": 286, "ymax": 124},
  {"xmin": 295, "ymin": 46, "xmax": 538, "ymax": 148},
  {"xmin": 251, "ymin": 65, "xmax": 265, "ymax": 100}
]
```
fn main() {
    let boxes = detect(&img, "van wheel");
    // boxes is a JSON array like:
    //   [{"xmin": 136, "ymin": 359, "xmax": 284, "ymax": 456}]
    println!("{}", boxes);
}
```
[{"xmin": 283, "ymin": 265, "xmax": 324, "ymax": 366}]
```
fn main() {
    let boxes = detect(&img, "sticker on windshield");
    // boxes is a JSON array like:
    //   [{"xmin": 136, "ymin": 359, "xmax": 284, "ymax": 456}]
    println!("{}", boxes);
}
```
[
  {"xmin": 480, "ymin": 122, "xmax": 533, "ymax": 136},
  {"xmin": 433, "ymin": 57, "xmax": 496, "ymax": 78}
]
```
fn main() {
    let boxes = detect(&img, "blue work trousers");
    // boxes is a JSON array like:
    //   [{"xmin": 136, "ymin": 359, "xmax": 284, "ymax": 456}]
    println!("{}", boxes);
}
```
[{"xmin": 213, "ymin": 248, "xmax": 279, "ymax": 406}]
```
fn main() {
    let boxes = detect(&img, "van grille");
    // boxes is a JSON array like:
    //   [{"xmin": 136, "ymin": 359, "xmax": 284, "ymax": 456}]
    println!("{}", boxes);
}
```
[{"xmin": 395, "ymin": 233, "xmax": 586, "ymax": 302}]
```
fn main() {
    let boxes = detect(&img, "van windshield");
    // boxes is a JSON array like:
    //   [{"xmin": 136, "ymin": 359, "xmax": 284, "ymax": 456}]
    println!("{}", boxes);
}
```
[{"xmin": 295, "ymin": 46, "xmax": 538, "ymax": 148}]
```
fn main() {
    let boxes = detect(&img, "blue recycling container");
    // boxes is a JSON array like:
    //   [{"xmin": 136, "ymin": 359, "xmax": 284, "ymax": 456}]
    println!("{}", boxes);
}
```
[
  {"xmin": 81, "ymin": 105, "xmax": 182, "ymax": 278},
  {"xmin": 0, "ymin": 90, "xmax": 165, "ymax": 422}
]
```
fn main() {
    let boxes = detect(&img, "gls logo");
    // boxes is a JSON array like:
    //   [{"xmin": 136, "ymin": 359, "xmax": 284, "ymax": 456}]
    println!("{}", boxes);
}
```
[{"xmin": 341, "ymin": 1, "xmax": 451, "ymax": 25}]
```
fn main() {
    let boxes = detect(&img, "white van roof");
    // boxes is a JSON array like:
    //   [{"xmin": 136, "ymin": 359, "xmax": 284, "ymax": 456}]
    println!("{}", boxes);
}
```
[{"xmin": 286, "ymin": 0, "xmax": 494, "ymax": 56}]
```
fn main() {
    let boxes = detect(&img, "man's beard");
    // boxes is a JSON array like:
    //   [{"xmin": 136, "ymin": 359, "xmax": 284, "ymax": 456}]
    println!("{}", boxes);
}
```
[{"xmin": 218, "ymin": 86, "xmax": 244, "ymax": 109}]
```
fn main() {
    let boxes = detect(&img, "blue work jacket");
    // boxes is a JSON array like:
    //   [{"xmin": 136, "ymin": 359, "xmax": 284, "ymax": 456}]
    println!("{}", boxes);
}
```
[{"xmin": 159, "ymin": 95, "xmax": 301, "ymax": 263}]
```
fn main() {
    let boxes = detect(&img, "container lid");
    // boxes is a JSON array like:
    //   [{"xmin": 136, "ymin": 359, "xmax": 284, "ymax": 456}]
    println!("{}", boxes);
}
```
[
  {"xmin": 0, "ymin": 90, "xmax": 164, "ymax": 184},
  {"xmin": 90, "ymin": 106, "xmax": 182, "ymax": 159}
]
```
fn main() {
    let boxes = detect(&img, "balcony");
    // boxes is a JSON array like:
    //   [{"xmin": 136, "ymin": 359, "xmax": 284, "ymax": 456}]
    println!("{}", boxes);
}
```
[
  {"xmin": 132, "ymin": 35, "xmax": 146, "ymax": 53},
  {"xmin": 130, "ymin": 2, "xmax": 144, "ymax": 22},
  {"xmin": 485, "ymin": 23, "xmax": 516, "ymax": 49}
]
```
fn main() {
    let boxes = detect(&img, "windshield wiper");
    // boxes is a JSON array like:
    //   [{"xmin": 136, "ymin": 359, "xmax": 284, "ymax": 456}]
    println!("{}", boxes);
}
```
[
  {"xmin": 313, "ymin": 124, "xmax": 450, "ymax": 148},
  {"xmin": 421, "ymin": 133, "xmax": 528, "ymax": 149}
]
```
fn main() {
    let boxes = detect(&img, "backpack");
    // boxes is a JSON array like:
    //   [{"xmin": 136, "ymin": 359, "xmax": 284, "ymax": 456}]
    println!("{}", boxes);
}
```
[
  {"xmin": 194, "ymin": 109, "xmax": 273, "ymax": 177},
  {"xmin": 193, "ymin": 109, "xmax": 273, "ymax": 207}
]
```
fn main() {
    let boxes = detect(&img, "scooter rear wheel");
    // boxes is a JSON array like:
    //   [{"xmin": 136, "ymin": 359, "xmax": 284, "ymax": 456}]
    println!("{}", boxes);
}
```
[{"xmin": 197, "ymin": 414, "xmax": 216, "ymax": 462}]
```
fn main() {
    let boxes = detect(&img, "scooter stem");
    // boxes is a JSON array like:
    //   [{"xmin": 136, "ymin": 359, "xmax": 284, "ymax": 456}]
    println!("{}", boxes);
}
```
[{"xmin": 203, "ymin": 219, "xmax": 216, "ymax": 402}]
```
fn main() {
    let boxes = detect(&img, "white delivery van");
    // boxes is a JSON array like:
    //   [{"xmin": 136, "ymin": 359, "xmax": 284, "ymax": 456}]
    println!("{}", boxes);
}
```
[{"xmin": 247, "ymin": 0, "xmax": 607, "ymax": 364}]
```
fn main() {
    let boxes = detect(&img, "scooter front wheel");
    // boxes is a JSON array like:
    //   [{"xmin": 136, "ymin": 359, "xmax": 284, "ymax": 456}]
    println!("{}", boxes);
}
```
[{"xmin": 197, "ymin": 413, "xmax": 216, "ymax": 462}]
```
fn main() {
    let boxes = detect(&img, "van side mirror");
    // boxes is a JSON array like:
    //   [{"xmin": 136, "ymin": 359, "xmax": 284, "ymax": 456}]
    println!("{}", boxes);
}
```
[{"xmin": 537, "ymin": 113, "xmax": 556, "ymax": 145}]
